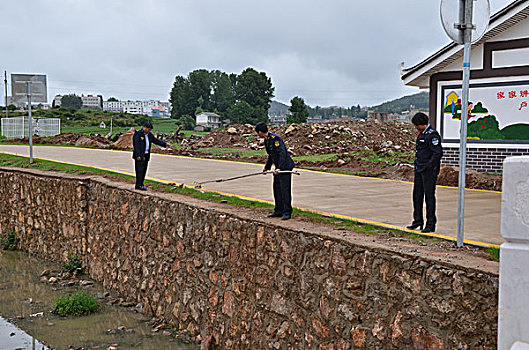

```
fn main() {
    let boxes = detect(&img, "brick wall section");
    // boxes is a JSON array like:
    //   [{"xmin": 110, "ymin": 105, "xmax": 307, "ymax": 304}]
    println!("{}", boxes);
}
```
[
  {"xmin": 0, "ymin": 168, "xmax": 499, "ymax": 349},
  {"xmin": 442, "ymin": 146, "xmax": 529, "ymax": 173}
]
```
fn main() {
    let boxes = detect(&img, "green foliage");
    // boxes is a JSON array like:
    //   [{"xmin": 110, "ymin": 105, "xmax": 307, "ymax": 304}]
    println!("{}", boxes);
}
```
[
  {"xmin": 234, "ymin": 68, "xmax": 275, "ymax": 114},
  {"xmin": 63, "ymin": 253, "xmax": 82, "ymax": 273},
  {"xmin": 53, "ymin": 290, "xmax": 98, "ymax": 316},
  {"xmin": 485, "ymin": 247, "xmax": 500, "ymax": 262},
  {"xmin": 61, "ymin": 95, "xmax": 83, "ymax": 110},
  {"xmin": 308, "ymin": 104, "xmax": 367, "ymax": 120},
  {"xmin": 169, "ymin": 67, "xmax": 273, "ymax": 120},
  {"xmin": 467, "ymin": 115, "xmax": 504, "ymax": 140},
  {"xmin": 1, "ymin": 229, "xmax": 18, "ymax": 251},
  {"xmin": 107, "ymin": 97, "xmax": 118, "ymax": 102},
  {"xmin": 287, "ymin": 96, "xmax": 309, "ymax": 123},
  {"xmin": 227, "ymin": 101, "xmax": 255, "ymax": 125},
  {"xmin": 180, "ymin": 115, "xmax": 196, "ymax": 130},
  {"xmin": 352, "ymin": 150, "xmax": 414, "ymax": 166},
  {"xmin": 501, "ymin": 123, "xmax": 529, "ymax": 140},
  {"xmin": 198, "ymin": 147, "xmax": 266, "ymax": 157}
]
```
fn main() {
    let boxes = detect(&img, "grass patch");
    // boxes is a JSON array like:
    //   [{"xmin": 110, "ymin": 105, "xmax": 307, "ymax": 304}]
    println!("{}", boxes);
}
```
[
  {"xmin": 53, "ymin": 290, "xmax": 98, "ymax": 316},
  {"xmin": 197, "ymin": 147, "xmax": 266, "ymax": 157},
  {"xmin": 485, "ymin": 247, "xmax": 500, "ymax": 261},
  {"xmin": 293, "ymin": 153, "xmax": 339, "ymax": 162},
  {"xmin": 352, "ymin": 150, "xmax": 414, "ymax": 166},
  {"xmin": 63, "ymin": 253, "xmax": 82, "ymax": 274},
  {"xmin": 0, "ymin": 153, "xmax": 135, "ymax": 180},
  {"xmin": 1, "ymin": 229, "xmax": 18, "ymax": 251}
]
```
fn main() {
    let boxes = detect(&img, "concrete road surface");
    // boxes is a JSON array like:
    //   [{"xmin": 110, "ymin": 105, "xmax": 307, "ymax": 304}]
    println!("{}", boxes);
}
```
[{"xmin": 0, "ymin": 145, "xmax": 502, "ymax": 246}]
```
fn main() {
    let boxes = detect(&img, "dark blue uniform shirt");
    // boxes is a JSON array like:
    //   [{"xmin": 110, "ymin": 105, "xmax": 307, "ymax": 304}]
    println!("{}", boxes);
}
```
[
  {"xmin": 414, "ymin": 125, "xmax": 443, "ymax": 173},
  {"xmin": 264, "ymin": 133, "xmax": 295, "ymax": 171}
]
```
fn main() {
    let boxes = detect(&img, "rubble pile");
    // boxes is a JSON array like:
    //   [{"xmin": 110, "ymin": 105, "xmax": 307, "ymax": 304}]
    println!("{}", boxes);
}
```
[{"xmin": 185, "ymin": 122, "xmax": 417, "ymax": 156}]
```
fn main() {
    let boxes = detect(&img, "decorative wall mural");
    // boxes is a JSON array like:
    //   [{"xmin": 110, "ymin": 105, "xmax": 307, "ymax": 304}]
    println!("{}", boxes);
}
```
[{"xmin": 440, "ymin": 79, "xmax": 529, "ymax": 142}]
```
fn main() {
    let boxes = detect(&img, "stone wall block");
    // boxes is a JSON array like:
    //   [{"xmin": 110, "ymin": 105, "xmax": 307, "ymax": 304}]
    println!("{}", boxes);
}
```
[{"xmin": 0, "ymin": 168, "xmax": 499, "ymax": 349}]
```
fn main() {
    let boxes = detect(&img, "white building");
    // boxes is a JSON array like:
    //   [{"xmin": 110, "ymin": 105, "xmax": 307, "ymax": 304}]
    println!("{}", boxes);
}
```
[
  {"xmin": 81, "ymin": 95, "xmax": 102, "ymax": 109},
  {"xmin": 196, "ymin": 112, "xmax": 221, "ymax": 129},
  {"xmin": 52, "ymin": 94, "xmax": 102, "ymax": 109},
  {"xmin": 102, "ymin": 100, "xmax": 170, "ymax": 117}
]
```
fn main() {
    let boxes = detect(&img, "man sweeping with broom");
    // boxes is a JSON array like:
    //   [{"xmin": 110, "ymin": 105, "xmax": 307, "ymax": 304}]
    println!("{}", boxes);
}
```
[{"xmin": 255, "ymin": 122, "xmax": 295, "ymax": 220}]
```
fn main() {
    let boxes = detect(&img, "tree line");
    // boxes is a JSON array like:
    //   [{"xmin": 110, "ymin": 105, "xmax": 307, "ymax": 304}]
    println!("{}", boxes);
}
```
[{"xmin": 169, "ymin": 67, "xmax": 274, "ymax": 125}]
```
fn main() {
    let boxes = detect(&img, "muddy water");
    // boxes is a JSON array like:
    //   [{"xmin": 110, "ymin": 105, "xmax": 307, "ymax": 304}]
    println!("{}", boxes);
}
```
[{"xmin": 0, "ymin": 251, "xmax": 197, "ymax": 349}]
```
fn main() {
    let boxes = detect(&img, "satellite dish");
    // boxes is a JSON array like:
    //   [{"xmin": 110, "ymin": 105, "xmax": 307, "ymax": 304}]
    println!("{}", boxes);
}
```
[{"xmin": 440, "ymin": 0, "xmax": 490, "ymax": 44}]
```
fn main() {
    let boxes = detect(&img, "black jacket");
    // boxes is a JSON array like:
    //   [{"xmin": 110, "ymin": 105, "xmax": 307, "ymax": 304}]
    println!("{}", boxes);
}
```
[
  {"xmin": 264, "ymin": 133, "xmax": 295, "ymax": 171},
  {"xmin": 414, "ymin": 125, "xmax": 443, "ymax": 173},
  {"xmin": 132, "ymin": 130, "xmax": 167, "ymax": 160}
]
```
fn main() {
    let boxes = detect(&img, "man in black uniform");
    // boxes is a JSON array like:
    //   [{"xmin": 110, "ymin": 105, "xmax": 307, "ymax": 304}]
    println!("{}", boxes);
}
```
[
  {"xmin": 255, "ymin": 122, "xmax": 295, "ymax": 220},
  {"xmin": 407, "ymin": 112, "xmax": 443, "ymax": 233},
  {"xmin": 132, "ymin": 121, "xmax": 171, "ymax": 190}
]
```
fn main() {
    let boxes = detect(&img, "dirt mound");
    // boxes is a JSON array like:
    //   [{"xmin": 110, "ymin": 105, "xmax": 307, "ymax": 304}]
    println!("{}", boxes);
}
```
[
  {"xmin": 437, "ymin": 166, "xmax": 502, "ymax": 191},
  {"xmin": 2, "ymin": 133, "xmax": 112, "ymax": 147},
  {"xmin": 75, "ymin": 136, "xmax": 110, "ymax": 149},
  {"xmin": 192, "ymin": 122, "xmax": 416, "ymax": 156},
  {"xmin": 113, "ymin": 128, "xmax": 136, "ymax": 149}
]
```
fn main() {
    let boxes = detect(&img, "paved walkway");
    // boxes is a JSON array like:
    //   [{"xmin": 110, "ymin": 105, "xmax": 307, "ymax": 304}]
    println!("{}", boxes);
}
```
[{"xmin": 0, "ymin": 145, "xmax": 502, "ymax": 246}]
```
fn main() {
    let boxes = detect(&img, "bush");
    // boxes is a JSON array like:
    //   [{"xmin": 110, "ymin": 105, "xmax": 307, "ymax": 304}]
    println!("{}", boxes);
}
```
[
  {"xmin": 63, "ymin": 253, "xmax": 82, "ymax": 273},
  {"xmin": 53, "ymin": 290, "xmax": 98, "ymax": 316},
  {"xmin": 1, "ymin": 230, "xmax": 18, "ymax": 251},
  {"xmin": 180, "ymin": 115, "xmax": 196, "ymax": 130}
]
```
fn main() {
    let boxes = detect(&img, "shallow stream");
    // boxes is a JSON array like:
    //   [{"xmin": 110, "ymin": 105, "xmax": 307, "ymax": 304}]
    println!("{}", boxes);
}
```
[{"xmin": 0, "ymin": 250, "xmax": 196, "ymax": 349}]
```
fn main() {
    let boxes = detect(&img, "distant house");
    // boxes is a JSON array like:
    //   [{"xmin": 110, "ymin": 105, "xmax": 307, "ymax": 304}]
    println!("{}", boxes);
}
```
[
  {"xmin": 102, "ymin": 100, "xmax": 171, "ymax": 117},
  {"xmin": 268, "ymin": 115, "xmax": 287, "ymax": 126},
  {"xmin": 367, "ymin": 111, "xmax": 402, "ymax": 122},
  {"xmin": 196, "ymin": 112, "xmax": 221, "ymax": 129},
  {"xmin": 81, "ymin": 95, "xmax": 102, "ymax": 109},
  {"xmin": 99, "ymin": 122, "xmax": 106, "ymax": 129},
  {"xmin": 307, "ymin": 115, "xmax": 323, "ymax": 123}
]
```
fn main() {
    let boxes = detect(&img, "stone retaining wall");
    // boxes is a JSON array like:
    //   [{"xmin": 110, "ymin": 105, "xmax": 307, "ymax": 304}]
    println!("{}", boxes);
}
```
[{"xmin": 0, "ymin": 168, "xmax": 499, "ymax": 349}]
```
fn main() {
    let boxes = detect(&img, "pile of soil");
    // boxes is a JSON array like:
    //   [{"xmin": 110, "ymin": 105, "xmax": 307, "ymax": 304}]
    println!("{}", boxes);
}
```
[
  {"xmin": 437, "ymin": 166, "xmax": 502, "ymax": 191},
  {"xmin": 4, "ymin": 133, "xmax": 113, "ymax": 147},
  {"xmin": 113, "ymin": 128, "xmax": 136, "ymax": 149},
  {"xmin": 186, "ymin": 122, "xmax": 416, "ymax": 156}
]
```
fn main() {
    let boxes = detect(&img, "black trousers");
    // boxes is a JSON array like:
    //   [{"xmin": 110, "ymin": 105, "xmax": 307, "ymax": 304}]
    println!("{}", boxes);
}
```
[
  {"xmin": 273, "ymin": 172, "xmax": 292, "ymax": 216},
  {"xmin": 412, "ymin": 166, "xmax": 440, "ymax": 229},
  {"xmin": 134, "ymin": 153, "xmax": 150, "ymax": 188}
]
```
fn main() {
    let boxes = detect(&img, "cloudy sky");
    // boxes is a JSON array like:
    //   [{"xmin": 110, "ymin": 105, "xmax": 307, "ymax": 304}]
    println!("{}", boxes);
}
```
[{"xmin": 0, "ymin": 0, "xmax": 513, "ymax": 107}]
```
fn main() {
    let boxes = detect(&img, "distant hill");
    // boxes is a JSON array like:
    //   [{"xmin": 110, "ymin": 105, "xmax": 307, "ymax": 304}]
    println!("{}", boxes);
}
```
[
  {"xmin": 269, "ymin": 100, "xmax": 290, "ymax": 115},
  {"xmin": 370, "ymin": 91, "xmax": 428, "ymax": 113},
  {"xmin": 268, "ymin": 92, "xmax": 428, "ymax": 117}
]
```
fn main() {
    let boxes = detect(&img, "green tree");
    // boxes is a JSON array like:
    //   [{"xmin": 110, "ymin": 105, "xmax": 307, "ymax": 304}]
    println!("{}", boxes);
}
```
[
  {"xmin": 227, "ymin": 101, "xmax": 254, "ymax": 124},
  {"xmin": 287, "ymin": 96, "xmax": 309, "ymax": 123},
  {"xmin": 169, "ymin": 75, "xmax": 194, "ymax": 118},
  {"xmin": 210, "ymin": 70, "xmax": 235, "ymax": 115},
  {"xmin": 180, "ymin": 115, "xmax": 196, "ymax": 130},
  {"xmin": 107, "ymin": 97, "xmax": 118, "ymax": 102},
  {"xmin": 61, "ymin": 95, "xmax": 83, "ymax": 110},
  {"xmin": 234, "ymin": 68, "xmax": 274, "ymax": 113},
  {"xmin": 189, "ymin": 69, "xmax": 212, "ymax": 112}
]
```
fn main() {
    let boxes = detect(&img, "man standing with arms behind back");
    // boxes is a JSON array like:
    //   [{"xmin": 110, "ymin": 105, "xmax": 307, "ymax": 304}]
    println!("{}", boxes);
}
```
[
  {"xmin": 132, "ymin": 121, "xmax": 171, "ymax": 191},
  {"xmin": 255, "ymin": 122, "xmax": 295, "ymax": 220},
  {"xmin": 407, "ymin": 112, "xmax": 443, "ymax": 233}
]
